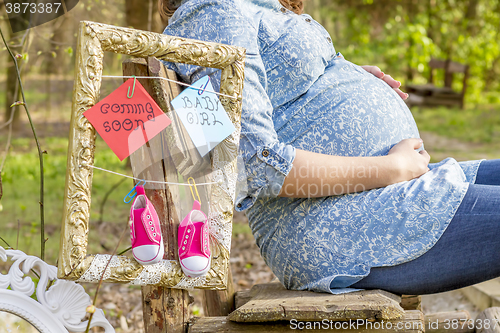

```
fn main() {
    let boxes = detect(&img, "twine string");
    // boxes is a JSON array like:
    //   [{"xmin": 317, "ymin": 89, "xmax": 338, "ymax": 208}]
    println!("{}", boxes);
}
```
[
  {"xmin": 99, "ymin": 75, "xmax": 237, "ymax": 100},
  {"xmin": 80, "ymin": 164, "xmax": 219, "ymax": 186}
]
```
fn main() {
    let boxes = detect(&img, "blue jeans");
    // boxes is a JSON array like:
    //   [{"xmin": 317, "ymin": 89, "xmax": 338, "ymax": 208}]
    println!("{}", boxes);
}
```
[{"xmin": 351, "ymin": 159, "xmax": 500, "ymax": 295}]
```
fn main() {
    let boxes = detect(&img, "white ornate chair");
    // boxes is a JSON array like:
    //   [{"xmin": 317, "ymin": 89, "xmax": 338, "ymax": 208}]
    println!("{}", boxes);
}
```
[{"xmin": 0, "ymin": 246, "xmax": 114, "ymax": 333}]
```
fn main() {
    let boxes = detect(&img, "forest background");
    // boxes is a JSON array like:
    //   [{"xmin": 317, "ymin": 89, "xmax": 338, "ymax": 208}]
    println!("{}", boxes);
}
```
[
  {"xmin": 0, "ymin": 0, "xmax": 500, "ymax": 288},
  {"xmin": 0, "ymin": 0, "xmax": 499, "ymax": 329}
]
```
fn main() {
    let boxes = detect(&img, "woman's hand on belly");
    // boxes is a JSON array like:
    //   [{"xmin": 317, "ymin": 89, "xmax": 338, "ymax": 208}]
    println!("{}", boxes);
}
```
[
  {"xmin": 278, "ymin": 138, "xmax": 430, "ymax": 198},
  {"xmin": 387, "ymin": 138, "xmax": 431, "ymax": 183},
  {"xmin": 360, "ymin": 65, "xmax": 409, "ymax": 100}
]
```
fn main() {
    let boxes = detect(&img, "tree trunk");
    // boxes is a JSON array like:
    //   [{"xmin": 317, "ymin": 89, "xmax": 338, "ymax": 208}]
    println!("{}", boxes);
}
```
[
  {"xmin": 465, "ymin": 0, "xmax": 479, "ymax": 20},
  {"xmin": 46, "ymin": 15, "xmax": 73, "ymax": 75},
  {"xmin": 406, "ymin": 0, "xmax": 416, "ymax": 83},
  {"xmin": 125, "ymin": 0, "xmax": 163, "ymax": 32},
  {"xmin": 465, "ymin": 0, "xmax": 479, "ymax": 34},
  {"xmin": 4, "ymin": 32, "xmax": 23, "ymax": 131},
  {"xmin": 427, "ymin": 0, "xmax": 434, "ymax": 40}
]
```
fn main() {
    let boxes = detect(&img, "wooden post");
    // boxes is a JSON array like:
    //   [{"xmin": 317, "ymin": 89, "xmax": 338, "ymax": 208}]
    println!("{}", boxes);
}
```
[
  {"xmin": 146, "ymin": 56, "xmax": 237, "ymax": 317},
  {"xmin": 123, "ymin": 58, "xmax": 190, "ymax": 333},
  {"xmin": 444, "ymin": 59, "xmax": 454, "ymax": 89},
  {"xmin": 202, "ymin": 267, "xmax": 236, "ymax": 316},
  {"xmin": 401, "ymin": 295, "xmax": 422, "ymax": 311},
  {"xmin": 461, "ymin": 65, "xmax": 469, "ymax": 109},
  {"xmin": 124, "ymin": 57, "xmax": 237, "ymax": 329}
]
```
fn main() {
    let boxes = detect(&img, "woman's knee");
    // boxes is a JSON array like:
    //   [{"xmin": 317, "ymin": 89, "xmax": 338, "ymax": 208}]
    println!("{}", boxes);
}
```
[{"xmin": 475, "ymin": 159, "xmax": 500, "ymax": 185}]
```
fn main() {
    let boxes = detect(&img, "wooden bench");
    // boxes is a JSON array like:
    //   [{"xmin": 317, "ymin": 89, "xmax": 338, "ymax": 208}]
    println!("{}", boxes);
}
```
[
  {"xmin": 125, "ymin": 57, "xmax": 475, "ymax": 333},
  {"xmin": 406, "ymin": 58, "xmax": 469, "ymax": 109},
  {"xmin": 189, "ymin": 283, "xmax": 479, "ymax": 333},
  {"xmin": 191, "ymin": 283, "xmax": 425, "ymax": 332}
]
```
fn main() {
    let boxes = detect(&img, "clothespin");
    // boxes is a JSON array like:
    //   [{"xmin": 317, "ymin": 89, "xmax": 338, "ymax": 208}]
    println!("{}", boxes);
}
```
[
  {"xmin": 197, "ymin": 76, "xmax": 210, "ymax": 95},
  {"xmin": 124, "ymin": 179, "xmax": 146, "ymax": 203},
  {"xmin": 127, "ymin": 76, "xmax": 136, "ymax": 98},
  {"xmin": 188, "ymin": 177, "xmax": 201, "ymax": 204}
]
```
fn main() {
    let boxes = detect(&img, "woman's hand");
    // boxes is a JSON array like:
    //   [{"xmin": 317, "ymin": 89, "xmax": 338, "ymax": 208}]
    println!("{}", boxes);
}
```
[
  {"xmin": 361, "ymin": 65, "xmax": 409, "ymax": 100},
  {"xmin": 388, "ymin": 138, "xmax": 430, "ymax": 182}
]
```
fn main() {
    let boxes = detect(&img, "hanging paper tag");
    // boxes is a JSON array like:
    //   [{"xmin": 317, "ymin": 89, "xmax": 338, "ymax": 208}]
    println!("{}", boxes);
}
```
[
  {"xmin": 84, "ymin": 79, "xmax": 172, "ymax": 161},
  {"xmin": 170, "ymin": 76, "xmax": 236, "ymax": 157}
]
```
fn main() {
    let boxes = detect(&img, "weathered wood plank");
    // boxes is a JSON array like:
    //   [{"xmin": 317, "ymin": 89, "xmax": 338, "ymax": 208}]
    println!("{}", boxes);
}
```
[
  {"xmin": 124, "ymin": 58, "xmax": 190, "ymax": 333},
  {"xmin": 424, "ymin": 310, "xmax": 473, "ymax": 333},
  {"xmin": 190, "ymin": 311, "xmax": 424, "ymax": 333},
  {"xmin": 235, "ymin": 289, "xmax": 253, "ymax": 309},
  {"xmin": 228, "ymin": 282, "xmax": 404, "ymax": 323},
  {"xmin": 476, "ymin": 307, "xmax": 500, "ymax": 333},
  {"xmin": 401, "ymin": 295, "xmax": 422, "ymax": 311},
  {"xmin": 407, "ymin": 84, "xmax": 455, "ymax": 94}
]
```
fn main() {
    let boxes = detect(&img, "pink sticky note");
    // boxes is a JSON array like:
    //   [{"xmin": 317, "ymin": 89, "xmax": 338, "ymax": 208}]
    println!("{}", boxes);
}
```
[{"xmin": 84, "ymin": 79, "xmax": 171, "ymax": 161}]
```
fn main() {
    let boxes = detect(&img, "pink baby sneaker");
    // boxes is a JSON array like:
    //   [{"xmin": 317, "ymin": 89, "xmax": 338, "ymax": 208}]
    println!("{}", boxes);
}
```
[
  {"xmin": 129, "ymin": 186, "xmax": 164, "ymax": 265},
  {"xmin": 178, "ymin": 201, "xmax": 211, "ymax": 277}
]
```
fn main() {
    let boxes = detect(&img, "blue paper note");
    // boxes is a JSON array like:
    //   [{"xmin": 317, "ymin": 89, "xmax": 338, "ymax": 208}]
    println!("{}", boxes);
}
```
[{"xmin": 171, "ymin": 75, "xmax": 236, "ymax": 157}]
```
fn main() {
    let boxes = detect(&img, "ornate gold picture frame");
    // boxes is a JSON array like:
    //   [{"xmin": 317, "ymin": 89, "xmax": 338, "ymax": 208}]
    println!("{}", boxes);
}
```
[{"xmin": 58, "ymin": 21, "xmax": 245, "ymax": 290}]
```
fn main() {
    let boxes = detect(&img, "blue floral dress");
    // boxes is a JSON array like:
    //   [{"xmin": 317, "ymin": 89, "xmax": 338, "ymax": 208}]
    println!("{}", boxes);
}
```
[{"xmin": 163, "ymin": 0, "xmax": 482, "ymax": 293}]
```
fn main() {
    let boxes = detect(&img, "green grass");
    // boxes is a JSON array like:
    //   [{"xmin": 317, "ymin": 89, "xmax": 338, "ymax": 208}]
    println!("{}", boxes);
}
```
[
  {"xmin": 232, "ymin": 221, "xmax": 252, "ymax": 235},
  {"xmin": 0, "ymin": 136, "xmax": 133, "ymax": 264},
  {"xmin": 412, "ymin": 104, "xmax": 500, "ymax": 144}
]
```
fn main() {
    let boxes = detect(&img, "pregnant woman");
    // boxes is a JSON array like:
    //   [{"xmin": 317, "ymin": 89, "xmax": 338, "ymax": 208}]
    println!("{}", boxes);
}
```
[{"xmin": 161, "ymin": 0, "xmax": 500, "ymax": 295}]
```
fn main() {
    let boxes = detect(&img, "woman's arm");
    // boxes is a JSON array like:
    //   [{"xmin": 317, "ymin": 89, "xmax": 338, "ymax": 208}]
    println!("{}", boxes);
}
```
[
  {"xmin": 164, "ymin": 1, "xmax": 296, "ymax": 210},
  {"xmin": 279, "ymin": 138, "xmax": 430, "ymax": 198}
]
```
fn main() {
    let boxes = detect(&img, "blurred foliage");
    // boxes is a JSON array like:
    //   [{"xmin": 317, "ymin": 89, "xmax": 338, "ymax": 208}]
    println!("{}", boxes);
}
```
[
  {"xmin": 0, "ymin": 135, "xmax": 133, "ymax": 263},
  {"xmin": 0, "ymin": 136, "xmax": 132, "ymax": 226},
  {"xmin": 306, "ymin": 0, "xmax": 500, "ymax": 106},
  {"xmin": 1, "ymin": 0, "xmax": 129, "ymax": 80}
]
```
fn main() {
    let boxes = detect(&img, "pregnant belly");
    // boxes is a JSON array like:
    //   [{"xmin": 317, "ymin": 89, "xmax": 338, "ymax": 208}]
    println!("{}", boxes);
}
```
[{"xmin": 275, "ymin": 59, "xmax": 420, "ymax": 157}]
